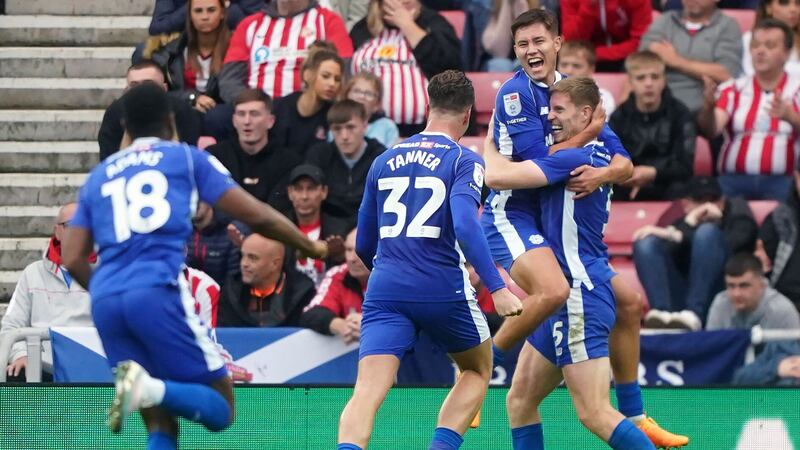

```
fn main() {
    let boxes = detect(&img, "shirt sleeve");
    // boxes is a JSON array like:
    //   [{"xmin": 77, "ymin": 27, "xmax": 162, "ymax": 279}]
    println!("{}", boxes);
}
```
[
  {"xmin": 494, "ymin": 83, "xmax": 549, "ymax": 161},
  {"xmin": 191, "ymin": 147, "xmax": 238, "ymax": 205},
  {"xmin": 322, "ymin": 8, "xmax": 354, "ymax": 57},
  {"xmin": 355, "ymin": 163, "xmax": 380, "ymax": 270},
  {"xmin": 71, "ymin": 180, "xmax": 94, "ymax": 230},
  {"xmin": 224, "ymin": 14, "xmax": 257, "ymax": 63},
  {"xmin": 598, "ymin": 125, "xmax": 631, "ymax": 160},
  {"xmin": 533, "ymin": 149, "xmax": 592, "ymax": 185}
]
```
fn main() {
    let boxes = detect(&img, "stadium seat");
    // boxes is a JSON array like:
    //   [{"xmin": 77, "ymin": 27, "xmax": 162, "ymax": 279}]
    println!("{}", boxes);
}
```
[
  {"xmin": 694, "ymin": 136, "xmax": 713, "ymax": 176},
  {"xmin": 459, "ymin": 135, "xmax": 485, "ymax": 153},
  {"xmin": 466, "ymin": 72, "xmax": 514, "ymax": 125},
  {"xmin": 722, "ymin": 8, "xmax": 756, "ymax": 32},
  {"xmin": 749, "ymin": 200, "xmax": 779, "ymax": 226},
  {"xmin": 197, "ymin": 136, "xmax": 217, "ymax": 149},
  {"xmin": 593, "ymin": 72, "xmax": 627, "ymax": 105},
  {"xmin": 440, "ymin": 10, "xmax": 466, "ymax": 40},
  {"xmin": 609, "ymin": 257, "xmax": 650, "ymax": 314},
  {"xmin": 605, "ymin": 201, "xmax": 673, "ymax": 256}
]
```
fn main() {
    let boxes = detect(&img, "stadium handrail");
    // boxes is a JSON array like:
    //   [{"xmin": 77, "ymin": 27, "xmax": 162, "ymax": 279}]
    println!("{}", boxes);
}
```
[{"xmin": 0, "ymin": 327, "xmax": 50, "ymax": 382}]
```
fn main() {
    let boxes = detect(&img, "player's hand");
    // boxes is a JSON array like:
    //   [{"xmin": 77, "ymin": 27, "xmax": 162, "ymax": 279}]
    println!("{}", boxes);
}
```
[
  {"xmin": 491, "ymin": 288, "xmax": 523, "ymax": 317},
  {"xmin": 587, "ymin": 103, "xmax": 606, "ymax": 136},
  {"xmin": 567, "ymin": 165, "xmax": 607, "ymax": 199},
  {"xmin": 304, "ymin": 240, "xmax": 329, "ymax": 260},
  {"xmin": 193, "ymin": 94, "xmax": 217, "ymax": 113},
  {"xmin": 325, "ymin": 235, "xmax": 345, "ymax": 261},
  {"xmin": 6, "ymin": 356, "xmax": 27, "ymax": 378}
]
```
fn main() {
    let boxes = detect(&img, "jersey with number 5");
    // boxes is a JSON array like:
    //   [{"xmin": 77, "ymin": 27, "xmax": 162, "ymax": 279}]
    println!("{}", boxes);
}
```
[
  {"xmin": 71, "ymin": 138, "xmax": 237, "ymax": 299},
  {"xmin": 359, "ymin": 132, "xmax": 485, "ymax": 303}
]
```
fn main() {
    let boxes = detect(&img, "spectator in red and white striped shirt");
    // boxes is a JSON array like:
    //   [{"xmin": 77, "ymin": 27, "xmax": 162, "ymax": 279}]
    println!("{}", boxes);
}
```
[
  {"xmin": 350, "ymin": 0, "xmax": 461, "ymax": 136},
  {"xmin": 184, "ymin": 266, "xmax": 221, "ymax": 328},
  {"xmin": 700, "ymin": 18, "xmax": 800, "ymax": 200},
  {"xmin": 218, "ymin": 0, "xmax": 353, "ymax": 104}
]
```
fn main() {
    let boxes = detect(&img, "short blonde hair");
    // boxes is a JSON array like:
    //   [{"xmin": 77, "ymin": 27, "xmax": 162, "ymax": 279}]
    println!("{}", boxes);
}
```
[
  {"xmin": 624, "ymin": 50, "xmax": 665, "ymax": 74},
  {"xmin": 549, "ymin": 77, "xmax": 600, "ymax": 110}
]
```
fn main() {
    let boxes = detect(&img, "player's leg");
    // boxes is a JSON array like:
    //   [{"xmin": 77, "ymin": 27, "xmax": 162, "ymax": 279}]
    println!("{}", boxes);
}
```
[
  {"xmin": 338, "ymin": 301, "xmax": 415, "ymax": 449},
  {"xmin": 437, "ymin": 340, "xmax": 493, "ymax": 436},
  {"xmin": 610, "ymin": 275, "xmax": 690, "ymax": 448},
  {"xmin": 140, "ymin": 408, "xmax": 178, "ymax": 450},
  {"xmin": 506, "ymin": 338, "xmax": 563, "ymax": 450},
  {"xmin": 494, "ymin": 247, "xmax": 570, "ymax": 353},
  {"xmin": 337, "ymin": 355, "xmax": 401, "ymax": 449},
  {"xmin": 561, "ymin": 358, "xmax": 655, "ymax": 450}
]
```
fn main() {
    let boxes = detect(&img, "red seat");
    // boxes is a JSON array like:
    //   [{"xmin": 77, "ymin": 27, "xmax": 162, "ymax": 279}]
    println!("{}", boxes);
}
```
[
  {"xmin": 440, "ymin": 10, "xmax": 466, "ymax": 40},
  {"xmin": 459, "ymin": 135, "xmax": 485, "ymax": 153},
  {"xmin": 593, "ymin": 72, "xmax": 627, "ymax": 105},
  {"xmin": 694, "ymin": 136, "xmax": 713, "ymax": 176},
  {"xmin": 722, "ymin": 8, "xmax": 756, "ymax": 32},
  {"xmin": 749, "ymin": 200, "xmax": 779, "ymax": 226},
  {"xmin": 466, "ymin": 72, "xmax": 514, "ymax": 125},
  {"xmin": 609, "ymin": 257, "xmax": 650, "ymax": 314},
  {"xmin": 605, "ymin": 201, "xmax": 673, "ymax": 256}
]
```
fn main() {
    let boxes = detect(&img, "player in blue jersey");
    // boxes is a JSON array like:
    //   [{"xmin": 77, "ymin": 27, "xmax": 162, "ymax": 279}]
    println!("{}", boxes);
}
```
[
  {"xmin": 485, "ymin": 77, "xmax": 657, "ymax": 450},
  {"xmin": 482, "ymin": 9, "xmax": 688, "ymax": 448},
  {"xmin": 336, "ymin": 71, "xmax": 523, "ymax": 450},
  {"xmin": 62, "ymin": 83, "xmax": 327, "ymax": 450}
]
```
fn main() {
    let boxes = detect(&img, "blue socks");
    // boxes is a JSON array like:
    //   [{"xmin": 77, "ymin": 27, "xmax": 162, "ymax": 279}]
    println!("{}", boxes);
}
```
[
  {"xmin": 615, "ymin": 382, "xmax": 644, "ymax": 419},
  {"xmin": 511, "ymin": 423, "xmax": 544, "ymax": 450},
  {"xmin": 147, "ymin": 432, "xmax": 177, "ymax": 450},
  {"xmin": 608, "ymin": 420, "xmax": 656, "ymax": 450},
  {"xmin": 337, "ymin": 444, "xmax": 363, "ymax": 450},
  {"xmin": 429, "ymin": 427, "xmax": 463, "ymax": 450},
  {"xmin": 161, "ymin": 381, "xmax": 231, "ymax": 431}
]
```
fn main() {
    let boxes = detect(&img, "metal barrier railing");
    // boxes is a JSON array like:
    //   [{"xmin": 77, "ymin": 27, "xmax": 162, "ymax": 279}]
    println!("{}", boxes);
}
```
[{"xmin": 0, "ymin": 327, "xmax": 50, "ymax": 382}]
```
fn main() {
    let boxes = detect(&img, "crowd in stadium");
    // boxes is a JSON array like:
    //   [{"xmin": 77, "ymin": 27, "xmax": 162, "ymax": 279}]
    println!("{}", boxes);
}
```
[{"xmin": 4, "ymin": 0, "xmax": 800, "ymax": 390}]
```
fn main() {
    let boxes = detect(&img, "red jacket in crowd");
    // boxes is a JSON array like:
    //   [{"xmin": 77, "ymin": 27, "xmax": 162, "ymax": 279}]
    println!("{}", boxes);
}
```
[{"xmin": 561, "ymin": 0, "xmax": 652, "ymax": 64}]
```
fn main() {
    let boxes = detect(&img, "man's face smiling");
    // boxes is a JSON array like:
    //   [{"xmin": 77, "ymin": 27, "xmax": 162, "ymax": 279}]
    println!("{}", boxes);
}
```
[
  {"xmin": 547, "ymin": 92, "xmax": 590, "ymax": 144},
  {"xmin": 513, "ymin": 22, "xmax": 562, "ymax": 85}
]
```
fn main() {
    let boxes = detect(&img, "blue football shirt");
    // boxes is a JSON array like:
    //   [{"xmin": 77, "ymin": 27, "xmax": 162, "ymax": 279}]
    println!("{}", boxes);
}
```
[
  {"xmin": 359, "ymin": 132, "xmax": 486, "ymax": 302},
  {"xmin": 71, "ymin": 138, "xmax": 237, "ymax": 299},
  {"xmin": 535, "ymin": 142, "xmax": 618, "ymax": 289}
]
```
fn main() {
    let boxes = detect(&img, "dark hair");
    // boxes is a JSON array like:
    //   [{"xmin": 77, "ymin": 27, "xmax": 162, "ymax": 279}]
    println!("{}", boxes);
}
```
[
  {"xmin": 234, "ymin": 89, "xmax": 273, "ymax": 111},
  {"xmin": 427, "ymin": 70, "xmax": 474, "ymax": 114},
  {"xmin": 549, "ymin": 77, "xmax": 600, "ymax": 110},
  {"xmin": 122, "ymin": 83, "xmax": 174, "ymax": 139},
  {"xmin": 511, "ymin": 9, "xmax": 559, "ymax": 41},
  {"xmin": 685, "ymin": 176, "xmax": 722, "ymax": 202},
  {"xmin": 757, "ymin": 0, "xmax": 800, "ymax": 51},
  {"xmin": 753, "ymin": 17, "xmax": 795, "ymax": 50},
  {"xmin": 127, "ymin": 60, "xmax": 166, "ymax": 80},
  {"xmin": 560, "ymin": 40, "xmax": 596, "ymax": 67},
  {"xmin": 725, "ymin": 253, "xmax": 764, "ymax": 277},
  {"xmin": 186, "ymin": 0, "xmax": 230, "ymax": 76},
  {"xmin": 301, "ymin": 46, "xmax": 344, "ymax": 75},
  {"xmin": 328, "ymin": 99, "xmax": 368, "ymax": 125}
]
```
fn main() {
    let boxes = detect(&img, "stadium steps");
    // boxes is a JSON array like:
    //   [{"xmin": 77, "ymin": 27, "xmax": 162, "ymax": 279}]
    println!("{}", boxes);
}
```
[
  {"xmin": 0, "ymin": 0, "xmax": 154, "ymax": 302},
  {"xmin": 0, "ymin": 47, "xmax": 133, "ymax": 78}
]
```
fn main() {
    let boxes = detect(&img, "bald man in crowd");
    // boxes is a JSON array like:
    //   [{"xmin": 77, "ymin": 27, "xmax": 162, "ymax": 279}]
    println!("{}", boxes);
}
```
[
  {"xmin": 217, "ymin": 234, "xmax": 316, "ymax": 327},
  {"xmin": 2, "ymin": 203, "xmax": 93, "ymax": 381}
]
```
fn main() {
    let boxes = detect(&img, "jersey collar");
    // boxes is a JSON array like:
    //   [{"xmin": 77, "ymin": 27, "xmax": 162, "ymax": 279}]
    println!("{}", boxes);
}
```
[
  {"xmin": 419, "ymin": 131, "xmax": 457, "ymax": 144},
  {"xmin": 529, "ymin": 70, "xmax": 564, "ymax": 89}
]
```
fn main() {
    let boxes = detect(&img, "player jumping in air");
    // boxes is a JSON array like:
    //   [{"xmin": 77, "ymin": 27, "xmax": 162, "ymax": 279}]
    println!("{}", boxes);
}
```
[
  {"xmin": 62, "ymin": 83, "xmax": 327, "ymax": 450},
  {"xmin": 337, "ymin": 70, "xmax": 523, "ymax": 450},
  {"xmin": 480, "ymin": 9, "xmax": 688, "ymax": 449},
  {"xmin": 486, "ymin": 76, "xmax": 657, "ymax": 449}
]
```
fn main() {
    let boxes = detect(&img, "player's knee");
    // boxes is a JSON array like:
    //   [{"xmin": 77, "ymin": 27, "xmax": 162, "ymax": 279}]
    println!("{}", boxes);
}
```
[
  {"xmin": 542, "ymin": 280, "xmax": 570, "ymax": 309},
  {"xmin": 575, "ymin": 404, "xmax": 606, "ymax": 433},
  {"xmin": 616, "ymin": 291, "xmax": 643, "ymax": 324},
  {"xmin": 506, "ymin": 382, "xmax": 538, "ymax": 413}
]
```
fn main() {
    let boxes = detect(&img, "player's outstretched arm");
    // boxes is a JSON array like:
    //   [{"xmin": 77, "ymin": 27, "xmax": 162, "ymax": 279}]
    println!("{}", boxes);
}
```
[
  {"xmin": 483, "ymin": 131, "xmax": 549, "ymax": 191},
  {"xmin": 216, "ymin": 187, "xmax": 328, "ymax": 260},
  {"xmin": 62, "ymin": 227, "xmax": 96, "ymax": 290},
  {"xmin": 451, "ymin": 194, "xmax": 522, "ymax": 317}
]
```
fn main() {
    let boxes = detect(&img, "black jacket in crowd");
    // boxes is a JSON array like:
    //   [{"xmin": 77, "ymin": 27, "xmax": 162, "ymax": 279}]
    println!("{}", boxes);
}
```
[
  {"xmin": 305, "ymin": 137, "xmax": 386, "ymax": 224},
  {"xmin": 761, "ymin": 189, "xmax": 800, "ymax": 310},
  {"xmin": 207, "ymin": 138, "xmax": 302, "ymax": 213},
  {"xmin": 217, "ymin": 268, "xmax": 315, "ymax": 327},
  {"xmin": 671, "ymin": 197, "xmax": 758, "ymax": 261},
  {"xmin": 149, "ymin": 32, "xmax": 222, "ymax": 106},
  {"xmin": 608, "ymin": 88, "xmax": 696, "ymax": 200},
  {"xmin": 98, "ymin": 95, "xmax": 202, "ymax": 161},
  {"xmin": 287, "ymin": 210, "xmax": 351, "ymax": 267},
  {"xmin": 186, "ymin": 218, "xmax": 240, "ymax": 288},
  {"xmin": 270, "ymin": 91, "xmax": 332, "ymax": 158}
]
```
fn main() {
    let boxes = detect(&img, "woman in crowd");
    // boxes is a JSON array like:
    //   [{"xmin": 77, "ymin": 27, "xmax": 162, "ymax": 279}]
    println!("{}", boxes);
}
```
[
  {"xmin": 150, "ymin": 0, "xmax": 230, "ymax": 116},
  {"xmin": 482, "ymin": 0, "xmax": 540, "ymax": 72},
  {"xmin": 350, "ymin": 0, "xmax": 461, "ymax": 136},
  {"xmin": 743, "ymin": 0, "xmax": 800, "ymax": 76},
  {"xmin": 271, "ymin": 45, "xmax": 345, "ymax": 157},
  {"xmin": 341, "ymin": 72, "xmax": 400, "ymax": 147}
]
